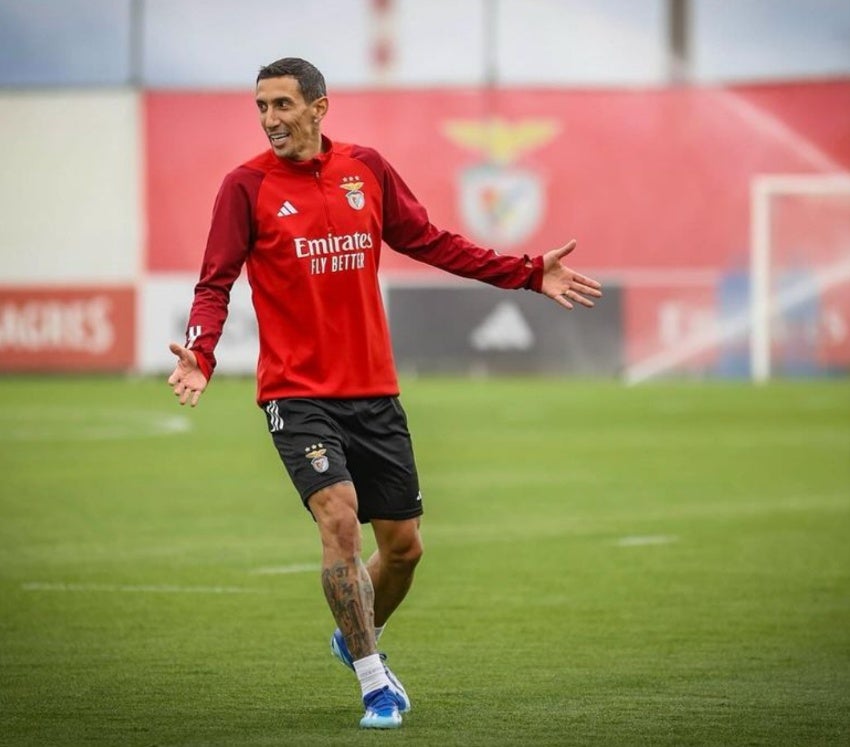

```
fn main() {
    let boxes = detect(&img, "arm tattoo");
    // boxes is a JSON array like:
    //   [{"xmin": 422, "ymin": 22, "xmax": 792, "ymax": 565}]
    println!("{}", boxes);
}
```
[{"xmin": 321, "ymin": 558, "xmax": 375, "ymax": 660}]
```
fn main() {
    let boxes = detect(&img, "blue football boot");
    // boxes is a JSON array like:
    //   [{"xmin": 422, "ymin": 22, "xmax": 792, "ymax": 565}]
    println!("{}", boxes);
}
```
[
  {"xmin": 330, "ymin": 628, "xmax": 411, "ymax": 713},
  {"xmin": 360, "ymin": 686, "xmax": 402, "ymax": 729}
]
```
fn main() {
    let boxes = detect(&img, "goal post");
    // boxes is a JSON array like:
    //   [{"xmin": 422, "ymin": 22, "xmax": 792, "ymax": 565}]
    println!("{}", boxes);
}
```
[{"xmin": 750, "ymin": 174, "xmax": 850, "ymax": 383}]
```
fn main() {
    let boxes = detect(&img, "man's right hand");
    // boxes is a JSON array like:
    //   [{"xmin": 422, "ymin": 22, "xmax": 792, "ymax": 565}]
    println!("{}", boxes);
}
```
[{"xmin": 167, "ymin": 343, "xmax": 208, "ymax": 407}]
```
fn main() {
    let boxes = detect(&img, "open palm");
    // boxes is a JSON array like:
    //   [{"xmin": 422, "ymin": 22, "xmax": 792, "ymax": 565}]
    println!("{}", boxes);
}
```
[
  {"xmin": 539, "ymin": 240, "xmax": 603, "ymax": 310},
  {"xmin": 167, "ymin": 343, "xmax": 208, "ymax": 407}
]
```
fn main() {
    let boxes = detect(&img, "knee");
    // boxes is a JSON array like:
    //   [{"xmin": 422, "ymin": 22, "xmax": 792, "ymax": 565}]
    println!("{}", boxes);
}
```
[
  {"xmin": 309, "ymin": 484, "xmax": 361, "ymax": 557},
  {"xmin": 385, "ymin": 532, "xmax": 423, "ymax": 572},
  {"xmin": 321, "ymin": 510, "xmax": 361, "ymax": 556}
]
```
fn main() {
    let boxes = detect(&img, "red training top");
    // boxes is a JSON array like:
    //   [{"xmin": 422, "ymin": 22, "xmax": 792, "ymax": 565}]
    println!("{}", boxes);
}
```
[{"xmin": 184, "ymin": 136, "xmax": 544, "ymax": 403}]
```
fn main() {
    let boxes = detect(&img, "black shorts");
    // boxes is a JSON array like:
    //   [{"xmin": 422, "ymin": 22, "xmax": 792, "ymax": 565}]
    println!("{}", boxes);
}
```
[{"xmin": 263, "ymin": 397, "xmax": 423, "ymax": 524}]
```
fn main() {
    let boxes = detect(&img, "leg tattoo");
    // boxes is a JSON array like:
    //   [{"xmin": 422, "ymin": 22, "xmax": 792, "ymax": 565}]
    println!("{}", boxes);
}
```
[{"xmin": 321, "ymin": 558, "xmax": 375, "ymax": 660}]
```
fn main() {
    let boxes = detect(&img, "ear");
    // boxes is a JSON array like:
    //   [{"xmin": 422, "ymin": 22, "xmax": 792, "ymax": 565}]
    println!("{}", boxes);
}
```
[{"xmin": 312, "ymin": 96, "xmax": 329, "ymax": 123}]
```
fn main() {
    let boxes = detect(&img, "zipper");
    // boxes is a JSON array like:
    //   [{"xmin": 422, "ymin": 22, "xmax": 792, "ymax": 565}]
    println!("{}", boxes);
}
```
[{"xmin": 314, "ymin": 169, "xmax": 333, "ymax": 232}]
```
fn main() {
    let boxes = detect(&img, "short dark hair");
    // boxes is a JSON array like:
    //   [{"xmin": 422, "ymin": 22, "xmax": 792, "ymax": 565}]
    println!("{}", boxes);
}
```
[{"xmin": 257, "ymin": 57, "xmax": 327, "ymax": 102}]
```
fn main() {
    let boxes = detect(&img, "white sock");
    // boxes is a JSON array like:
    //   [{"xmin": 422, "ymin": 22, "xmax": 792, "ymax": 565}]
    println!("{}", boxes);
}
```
[
  {"xmin": 353, "ymin": 653, "xmax": 391, "ymax": 698},
  {"xmin": 374, "ymin": 624, "xmax": 386, "ymax": 642}
]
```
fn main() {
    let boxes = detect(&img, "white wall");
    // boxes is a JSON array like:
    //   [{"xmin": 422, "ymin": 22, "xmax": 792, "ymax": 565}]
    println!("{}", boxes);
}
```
[{"xmin": 0, "ymin": 91, "xmax": 142, "ymax": 284}]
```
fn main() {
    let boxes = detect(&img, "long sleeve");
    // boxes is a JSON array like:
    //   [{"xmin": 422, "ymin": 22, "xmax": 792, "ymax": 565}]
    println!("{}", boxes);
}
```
[
  {"xmin": 185, "ymin": 166, "xmax": 262, "ymax": 379},
  {"xmin": 353, "ymin": 146, "xmax": 543, "ymax": 291}
]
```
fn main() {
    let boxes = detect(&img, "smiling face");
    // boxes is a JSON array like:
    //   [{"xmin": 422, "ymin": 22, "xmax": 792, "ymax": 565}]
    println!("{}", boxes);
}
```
[{"xmin": 255, "ymin": 76, "xmax": 328, "ymax": 162}]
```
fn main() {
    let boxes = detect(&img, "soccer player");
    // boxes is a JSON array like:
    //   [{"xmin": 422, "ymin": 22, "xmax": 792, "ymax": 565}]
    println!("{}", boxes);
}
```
[{"xmin": 167, "ymin": 57, "xmax": 602, "ymax": 729}]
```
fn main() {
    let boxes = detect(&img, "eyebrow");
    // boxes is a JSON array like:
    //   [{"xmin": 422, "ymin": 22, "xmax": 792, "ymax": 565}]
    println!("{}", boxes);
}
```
[{"xmin": 256, "ymin": 95, "xmax": 295, "ymax": 106}]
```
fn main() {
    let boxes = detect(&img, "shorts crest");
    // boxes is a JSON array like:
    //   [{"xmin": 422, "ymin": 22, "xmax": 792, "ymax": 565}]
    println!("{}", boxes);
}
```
[{"xmin": 305, "ymin": 443, "xmax": 329, "ymax": 473}]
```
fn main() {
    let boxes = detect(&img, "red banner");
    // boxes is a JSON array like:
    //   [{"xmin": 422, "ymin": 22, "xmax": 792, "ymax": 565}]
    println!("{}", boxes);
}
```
[
  {"xmin": 145, "ymin": 81, "xmax": 850, "ymax": 275},
  {"xmin": 0, "ymin": 287, "xmax": 136, "ymax": 371}
]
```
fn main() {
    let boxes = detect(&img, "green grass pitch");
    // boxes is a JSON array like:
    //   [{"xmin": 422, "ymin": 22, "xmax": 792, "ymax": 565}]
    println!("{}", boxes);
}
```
[{"xmin": 1, "ymin": 375, "xmax": 848, "ymax": 746}]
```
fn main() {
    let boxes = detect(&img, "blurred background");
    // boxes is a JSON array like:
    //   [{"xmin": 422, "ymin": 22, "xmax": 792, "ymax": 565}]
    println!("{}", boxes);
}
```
[{"xmin": 1, "ymin": 0, "xmax": 849, "ymax": 382}]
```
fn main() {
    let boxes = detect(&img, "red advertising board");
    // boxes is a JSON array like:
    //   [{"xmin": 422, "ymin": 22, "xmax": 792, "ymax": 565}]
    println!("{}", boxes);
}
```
[
  {"xmin": 622, "ymin": 278, "xmax": 719, "ymax": 374},
  {"xmin": 0, "ymin": 287, "xmax": 136, "ymax": 371},
  {"xmin": 144, "ymin": 81, "xmax": 850, "ymax": 276}
]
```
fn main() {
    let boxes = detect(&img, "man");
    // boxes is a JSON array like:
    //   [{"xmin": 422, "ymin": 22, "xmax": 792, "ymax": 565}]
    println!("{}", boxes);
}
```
[{"xmin": 167, "ymin": 57, "xmax": 602, "ymax": 730}]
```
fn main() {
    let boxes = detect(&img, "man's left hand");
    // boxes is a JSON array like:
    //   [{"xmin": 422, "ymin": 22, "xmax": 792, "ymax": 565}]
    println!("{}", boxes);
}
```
[{"xmin": 540, "ymin": 240, "xmax": 603, "ymax": 310}]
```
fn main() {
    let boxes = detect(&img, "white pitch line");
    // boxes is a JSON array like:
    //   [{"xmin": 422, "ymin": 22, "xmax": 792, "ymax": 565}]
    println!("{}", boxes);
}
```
[
  {"xmin": 250, "ymin": 563, "xmax": 321, "ymax": 575},
  {"xmin": 22, "ymin": 582, "xmax": 268, "ymax": 594},
  {"xmin": 615, "ymin": 535, "xmax": 678, "ymax": 547},
  {"xmin": 0, "ymin": 409, "xmax": 191, "ymax": 442}
]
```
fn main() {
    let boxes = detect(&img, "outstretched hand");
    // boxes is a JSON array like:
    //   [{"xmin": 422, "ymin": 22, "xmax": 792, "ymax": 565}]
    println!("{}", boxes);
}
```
[
  {"xmin": 167, "ymin": 343, "xmax": 208, "ymax": 407},
  {"xmin": 540, "ymin": 240, "xmax": 603, "ymax": 310}
]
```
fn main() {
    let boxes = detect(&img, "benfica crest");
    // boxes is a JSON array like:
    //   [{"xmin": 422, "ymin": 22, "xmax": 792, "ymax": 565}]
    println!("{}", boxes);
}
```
[
  {"xmin": 340, "ymin": 176, "xmax": 366, "ymax": 210},
  {"xmin": 304, "ymin": 443, "xmax": 329, "ymax": 473},
  {"xmin": 442, "ymin": 118, "xmax": 558, "ymax": 246}
]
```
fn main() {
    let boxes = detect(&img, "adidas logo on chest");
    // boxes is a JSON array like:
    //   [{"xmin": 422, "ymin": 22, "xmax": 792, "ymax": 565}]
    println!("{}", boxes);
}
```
[{"xmin": 277, "ymin": 200, "xmax": 298, "ymax": 217}]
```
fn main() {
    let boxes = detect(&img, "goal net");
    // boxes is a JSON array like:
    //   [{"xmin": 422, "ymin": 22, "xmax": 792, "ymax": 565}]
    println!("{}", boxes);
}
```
[
  {"xmin": 750, "ymin": 174, "xmax": 850, "ymax": 381},
  {"xmin": 623, "ymin": 173, "xmax": 850, "ymax": 385}
]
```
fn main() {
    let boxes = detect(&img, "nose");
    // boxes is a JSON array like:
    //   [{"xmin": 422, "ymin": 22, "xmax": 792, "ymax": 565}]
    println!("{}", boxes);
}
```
[{"xmin": 262, "ymin": 109, "xmax": 279, "ymax": 130}]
